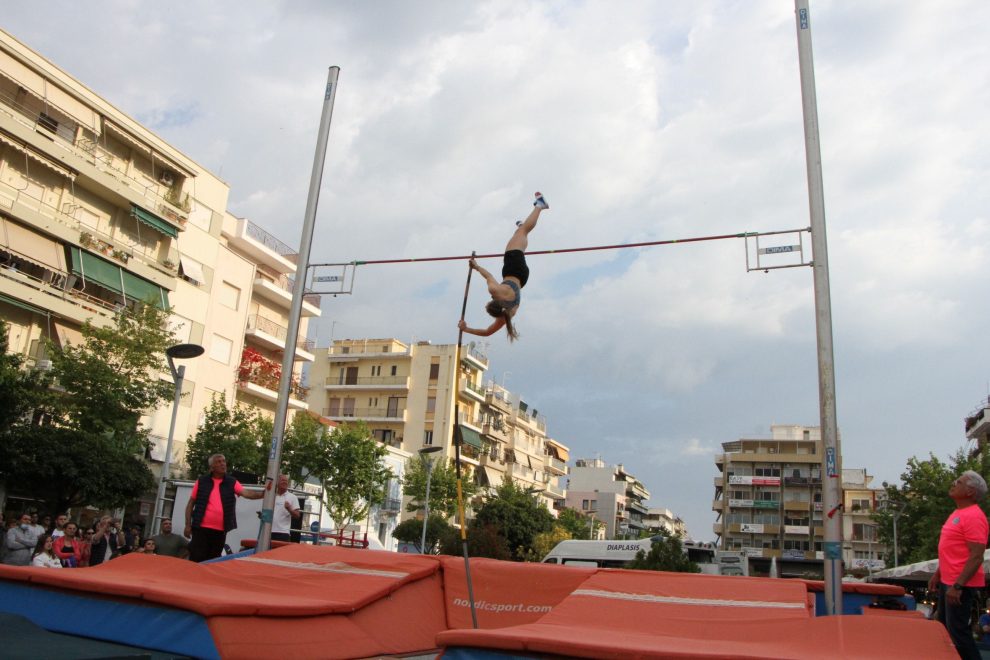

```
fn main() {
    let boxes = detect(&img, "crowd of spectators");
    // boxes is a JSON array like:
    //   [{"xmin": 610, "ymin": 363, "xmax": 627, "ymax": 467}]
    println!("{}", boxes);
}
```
[{"xmin": 0, "ymin": 507, "xmax": 189, "ymax": 568}]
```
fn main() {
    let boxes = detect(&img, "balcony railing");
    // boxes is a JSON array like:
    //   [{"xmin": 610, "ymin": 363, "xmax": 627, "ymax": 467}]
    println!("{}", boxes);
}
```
[
  {"xmin": 324, "ymin": 407, "xmax": 406, "ymax": 420},
  {"xmin": 0, "ymin": 88, "xmax": 194, "ymax": 228},
  {"xmin": 326, "ymin": 375, "xmax": 408, "ymax": 387},
  {"xmin": 0, "ymin": 179, "xmax": 179, "ymax": 276},
  {"xmin": 245, "ymin": 220, "xmax": 298, "ymax": 263},
  {"xmin": 246, "ymin": 314, "xmax": 314, "ymax": 351},
  {"xmin": 379, "ymin": 498, "xmax": 402, "ymax": 513},
  {"xmin": 255, "ymin": 267, "xmax": 321, "ymax": 309}
]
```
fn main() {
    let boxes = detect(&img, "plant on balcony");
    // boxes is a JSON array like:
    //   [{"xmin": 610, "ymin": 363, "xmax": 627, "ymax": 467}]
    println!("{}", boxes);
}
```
[
  {"xmin": 111, "ymin": 249, "xmax": 130, "ymax": 263},
  {"xmin": 79, "ymin": 232, "xmax": 95, "ymax": 248},
  {"xmin": 164, "ymin": 188, "xmax": 192, "ymax": 213},
  {"xmin": 237, "ymin": 347, "xmax": 309, "ymax": 399}
]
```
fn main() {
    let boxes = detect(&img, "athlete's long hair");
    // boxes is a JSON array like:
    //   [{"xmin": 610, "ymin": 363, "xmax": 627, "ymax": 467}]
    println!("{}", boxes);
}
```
[{"xmin": 485, "ymin": 300, "xmax": 518, "ymax": 342}]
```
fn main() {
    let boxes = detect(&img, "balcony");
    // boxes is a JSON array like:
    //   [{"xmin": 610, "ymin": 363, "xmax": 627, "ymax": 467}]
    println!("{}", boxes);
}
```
[
  {"xmin": 783, "ymin": 500, "xmax": 811, "ymax": 511},
  {"xmin": 713, "ymin": 476, "xmax": 723, "ymax": 488},
  {"xmin": 482, "ymin": 419, "xmax": 509, "ymax": 442},
  {"xmin": 325, "ymin": 375, "xmax": 410, "ymax": 391},
  {"xmin": 545, "ymin": 456, "xmax": 567, "ymax": 476},
  {"xmin": 460, "ymin": 342, "xmax": 488, "ymax": 370},
  {"xmin": 236, "ymin": 378, "xmax": 309, "ymax": 411},
  {"xmin": 626, "ymin": 482, "xmax": 650, "ymax": 500},
  {"xmin": 965, "ymin": 398, "xmax": 990, "ymax": 438},
  {"xmin": 323, "ymin": 407, "xmax": 407, "ymax": 423},
  {"xmin": 378, "ymin": 498, "xmax": 402, "ymax": 516},
  {"xmin": 225, "ymin": 217, "xmax": 297, "ymax": 274},
  {"xmin": 712, "ymin": 522, "xmax": 723, "ymax": 535},
  {"xmin": 712, "ymin": 499, "xmax": 724, "ymax": 512},
  {"xmin": 485, "ymin": 388, "xmax": 513, "ymax": 413},
  {"xmin": 328, "ymin": 343, "xmax": 412, "ymax": 360},
  {"xmin": 627, "ymin": 499, "xmax": 648, "ymax": 515},
  {"xmin": 783, "ymin": 476, "xmax": 822, "ymax": 487},
  {"xmin": 544, "ymin": 482, "xmax": 565, "ymax": 499},
  {"xmin": 245, "ymin": 314, "xmax": 314, "ymax": 361},
  {"xmin": 252, "ymin": 267, "xmax": 321, "ymax": 317},
  {"xmin": 459, "ymin": 377, "xmax": 486, "ymax": 404}
]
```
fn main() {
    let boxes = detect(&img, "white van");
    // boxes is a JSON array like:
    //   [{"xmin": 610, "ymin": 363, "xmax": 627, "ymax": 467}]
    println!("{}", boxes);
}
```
[
  {"xmin": 541, "ymin": 538, "xmax": 652, "ymax": 568},
  {"xmin": 542, "ymin": 537, "xmax": 720, "ymax": 571}
]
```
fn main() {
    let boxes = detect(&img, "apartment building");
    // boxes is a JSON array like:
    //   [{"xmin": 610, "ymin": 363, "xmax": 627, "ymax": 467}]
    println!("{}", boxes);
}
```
[
  {"xmin": 0, "ymin": 31, "xmax": 315, "ymax": 516},
  {"xmin": 712, "ymin": 424, "xmax": 887, "ymax": 577},
  {"xmin": 965, "ymin": 394, "xmax": 990, "ymax": 457},
  {"xmin": 307, "ymin": 338, "xmax": 569, "ymax": 519},
  {"xmin": 841, "ymin": 468, "xmax": 887, "ymax": 576},
  {"xmin": 565, "ymin": 458, "xmax": 651, "ymax": 539},
  {"xmin": 643, "ymin": 507, "xmax": 687, "ymax": 539}
]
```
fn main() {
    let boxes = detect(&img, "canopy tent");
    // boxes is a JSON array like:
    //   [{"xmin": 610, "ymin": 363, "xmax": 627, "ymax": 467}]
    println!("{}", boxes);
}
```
[{"xmin": 870, "ymin": 549, "xmax": 990, "ymax": 583}]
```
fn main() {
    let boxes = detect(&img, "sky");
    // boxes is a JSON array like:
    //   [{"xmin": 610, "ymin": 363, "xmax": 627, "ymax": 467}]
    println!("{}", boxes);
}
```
[{"xmin": 5, "ymin": 1, "xmax": 990, "ymax": 541}]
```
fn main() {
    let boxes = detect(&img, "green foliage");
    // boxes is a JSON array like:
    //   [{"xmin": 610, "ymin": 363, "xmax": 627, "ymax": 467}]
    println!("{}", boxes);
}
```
[
  {"xmin": 280, "ymin": 412, "xmax": 325, "ymax": 484},
  {"xmin": 875, "ymin": 449, "xmax": 990, "ymax": 565},
  {"xmin": 402, "ymin": 452, "xmax": 479, "ymax": 519},
  {"xmin": 440, "ymin": 523, "xmax": 512, "ymax": 561},
  {"xmin": 471, "ymin": 480, "xmax": 555, "ymax": 561},
  {"xmin": 556, "ymin": 507, "xmax": 604, "ymax": 539},
  {"xmin": 526, "ymin": 525, "xmax": 573, "ymax": 562},
  {"xmin": 628, "ymin": 530, "xmax": 700, "ymax": 573},
  {"xmin": 0, "ymin": 308, "xmax": 171, "ymax": 514},
  {"xmin": 184, "ymin": 395, "xmax": 271, "ymax": 479},
  {"xmin": 392, "ymin": 514, "xmax": 452, "ymax": 553},
  {"xmin": 299, "ymin": 421, "xmax": 394, "ymax": 530}
]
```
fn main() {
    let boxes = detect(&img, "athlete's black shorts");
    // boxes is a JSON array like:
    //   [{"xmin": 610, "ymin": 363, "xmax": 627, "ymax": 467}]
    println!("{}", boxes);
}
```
[{"xmin": 501, "ymin": 250, "xmax": 529, "ymax": 287}]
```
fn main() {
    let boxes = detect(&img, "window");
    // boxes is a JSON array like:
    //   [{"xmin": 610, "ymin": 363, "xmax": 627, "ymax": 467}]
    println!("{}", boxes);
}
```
[
  {"xmin": 423, "ymin": 430, "xmax": 434, "ymax": 445},
  {"xmin": 208, "ymin": 334, "xmax": 232, "ymax": 364},
  {"xmin": 371, "ymin": 365, "xmax": 381, "ymax": 376},
  {"xmin": 851, "ymin": 498, "xmax": 872, "ymax": 512},
  {"xmin": 391, "ymin": 365, "xmax": 397, "ymax": 376},
  {"xmin": 426, "ymin": 397, "xmax": 436, "ymax": 413},
  {"xmin": 429, "ymin": 363, "xmax": 440, "ymax": 380},
  {"xmin": 179, "ymin": 256, "xmax": 206, "ymax": 286},
  {"xmin": 218, "ymin": 281, "xmax": 240, "ymax": 310}
]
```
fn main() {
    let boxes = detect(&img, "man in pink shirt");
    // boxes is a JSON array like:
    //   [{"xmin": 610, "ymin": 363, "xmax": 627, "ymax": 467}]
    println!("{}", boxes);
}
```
[
  {"xmin": 183, "ymin": 454, "xmax": 264, "ymax": 562},
  {"xmin": 928, "ymin": 470, "xmax": 989, "ymax": 660}
]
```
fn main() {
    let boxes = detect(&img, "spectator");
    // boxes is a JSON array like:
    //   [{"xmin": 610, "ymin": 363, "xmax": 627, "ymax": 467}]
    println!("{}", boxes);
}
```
[
  {"xmin": 184, "ymin": 454, "xmax": 263, "ymax": 562},
  {"xmin": 31, "ymin": 535, "xmax": 62, "ymax": 569},
  {"xmin": 28, "ymin": 511, "xmax": 46, "ymax": 538},
  {"xmin": 3, "ymin": 513, "xmax": 40, "ymax": 566},
  {"xmin": 89, "ymin": 515, "xmax": 124, "ymax": 566},
  {"xmin": 53, "ymin": 522, "xmax": 83, "ymax": 567},
  {"xmin": 151, "ymin": 519, "xmax": 189, "ymax": 559},
  {"xmin": 51, "ymin": 513, "xmax": 69, "ymax": 539},
  {"xmin": 272, "ymin": 474, "xmax": 302, "ymax": 543},
  {"xmin": 120, "ymin": 526, "xmax": 142, "ymax": 555},
  {"xmin": 927, "ymin": 470, "xmax": 989, "ymax": 660},
  {"xmin": 978, "ymin": 598, "xmax": 990, "ymax": 652},
  {"xmin": 79, "ymin": 527, "xmax": 93, "ymax": 567},
  {"xmin": 138, "ymin": 538, "xmax": 157, "ymax": 554},
  {"xmin": 40, "ymin": 515, "xmax": 52, "ymax": 533}
]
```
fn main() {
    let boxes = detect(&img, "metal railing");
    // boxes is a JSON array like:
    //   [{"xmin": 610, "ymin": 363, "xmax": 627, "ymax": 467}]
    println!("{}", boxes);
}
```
[
  {"xmin": 323, "ymin": 407, "xmax": 406, "ymax": 419},
  {"xmin": 246, "ymin": 314, "xmax": 314, "ymax": 351},
  {"xmin": 245, "ymin": 219, "xmax": 298, "ymax": 262},
  {"xmin": 0, "ymin": 257, "xmax": 117, "ymax": 316},
  {"xmin": 325, "ymin": 375, "xmax": 408, "ymax": 387}
]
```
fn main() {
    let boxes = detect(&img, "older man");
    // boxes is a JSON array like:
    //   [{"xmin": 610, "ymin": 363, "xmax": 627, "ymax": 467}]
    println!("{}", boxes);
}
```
[
  {"xmin": 928, "ymin": 470, "xmax": 989, "ymax": 660},
  {"xmin": 183, "ymin": 454, "xmax": 263, "ymax": 562},
  {"xmin": 271, "ymin": 474, "xmax": 302, "ymax": 543}
]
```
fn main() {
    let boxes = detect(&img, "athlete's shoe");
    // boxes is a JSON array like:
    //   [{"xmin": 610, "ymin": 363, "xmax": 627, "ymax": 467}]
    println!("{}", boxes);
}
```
[{"xmin": 533, "ymin": 192, "xmax": 549, "ymax": 210}]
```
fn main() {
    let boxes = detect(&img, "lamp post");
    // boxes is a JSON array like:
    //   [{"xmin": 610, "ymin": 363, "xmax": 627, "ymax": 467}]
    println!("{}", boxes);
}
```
[
  {"xmin": 419, "ymin": 446, "xmax": 443, "ymax": 553},
  {"xmin": 151, "ymin": 343, "xmax": 204, "ymax": 536},
  {"xmin": 588, "ymin": 510, "xmax": 597, "ymax": 539},
  {"xmin": 888, "ymin": 501, "xmax": 906, "ymax": 568}
]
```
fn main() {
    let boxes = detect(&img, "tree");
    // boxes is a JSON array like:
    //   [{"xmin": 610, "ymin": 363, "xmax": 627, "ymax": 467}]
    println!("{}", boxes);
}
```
[
  {"xmin": 185, "ymin": 396, "xmax": 270, "ymax": 479},
  {"xmin": 402, "ymin": 453, "xmax": 479, "ymax": 519},
  {"xmin": 628, "ymin": 530, "xmax": 700, "ymax": 573},
  {"xmin": 0, "ymin": 307, "xmax": 173, "ymax": 514},
  {"xmin": 440, "ymin": 523, "xmax": 512, "ymax": 561},
  {"xmin": 556, "ymin": 507, "xmax": 604, "ymax": 539},
  {"xmin": 298, "ymin": 421, "xmax": 394, "ymax": 530},
  {"xmin": 392, "ymin": 514, "xmax": 452, "ymax": 553},
  {"xmin": 471, "ymin": 480, "xmax": 555, "ymax": 561},
  {"xmin": 527, "ymin": 525, "xmax": 572, "ymax": 562},
  {"xmin": 0, "ymin": 320, "xmax": 48, "ymax": 435},
  {"xmin": 875, "ymin": 449, "xmax": 990, "ymax": 565}
]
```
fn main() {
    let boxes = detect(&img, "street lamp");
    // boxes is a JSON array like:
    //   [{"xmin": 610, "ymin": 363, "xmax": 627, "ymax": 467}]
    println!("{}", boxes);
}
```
[
  {"xmin": 419, "ymin": 446, "xmax": 443, "ymax": 553},
  {"xmin": 588, "ymin": 510, "xmax": 597, "ymax": 539},
  {"xmin": 150, "ymin": 343, "xmax": 204, "ymax": 536}
]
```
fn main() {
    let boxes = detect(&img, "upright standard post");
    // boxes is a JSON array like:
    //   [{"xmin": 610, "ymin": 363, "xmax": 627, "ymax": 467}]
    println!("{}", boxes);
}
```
[
  {"xmin": 793, "ymin": 0, "xmax": 842, "ymax": 615},
  {"xmin": 421, "ymin": 460, "xmax": 434, "ymax": 552},
  {"xmin": 257, "ymin": 66, "xmax": 340, "ymax": 552},
  {"xmin": 454, "ymin": 253, "xmax": 479, "ymax": 628}
]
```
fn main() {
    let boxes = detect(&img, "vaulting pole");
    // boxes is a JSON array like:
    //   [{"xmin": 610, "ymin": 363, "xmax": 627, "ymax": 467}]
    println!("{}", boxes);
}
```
[
  {"xmin": 454, "ymin": 251, "xmax": 479, "ymax": 628},
  {"xmin": 794, "ymin": 0, "xmax": 842, "ymax": 615}
]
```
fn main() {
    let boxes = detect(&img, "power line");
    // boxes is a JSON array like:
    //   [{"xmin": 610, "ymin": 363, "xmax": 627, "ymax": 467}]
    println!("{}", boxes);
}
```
[{"xmin": 311, "ymin": 227, "xmax": 809, "ymax": 268}]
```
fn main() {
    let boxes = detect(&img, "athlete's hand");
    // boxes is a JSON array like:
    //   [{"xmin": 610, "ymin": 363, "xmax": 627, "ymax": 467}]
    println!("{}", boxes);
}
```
[
  {"xmin": 457, "ymin": 320, "xmax": 468, "ymax": 331},
  {"xmin": 468, "ymin": 258, "xmax": 478, "ymax": 270}
]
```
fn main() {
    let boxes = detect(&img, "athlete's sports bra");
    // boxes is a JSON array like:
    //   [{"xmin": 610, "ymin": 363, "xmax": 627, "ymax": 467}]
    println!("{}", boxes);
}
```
[{"xmin": 496, "ymin": 280, "xmax": 521, "ymax": 311}]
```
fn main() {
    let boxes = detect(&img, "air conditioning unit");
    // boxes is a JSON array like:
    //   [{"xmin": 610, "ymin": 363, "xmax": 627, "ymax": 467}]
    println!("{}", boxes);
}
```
[
  {"xmin": 35, "ymin": 359, "xmax": 52, "ymax": 371},
  {"xmin": 159, "ymin": 171, "xmax": 175, "ymax": 186}
]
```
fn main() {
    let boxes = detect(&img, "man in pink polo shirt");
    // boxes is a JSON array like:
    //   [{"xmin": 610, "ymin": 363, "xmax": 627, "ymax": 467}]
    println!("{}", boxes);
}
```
[
  {"xmin": 183, "ymin": 454, "xmax": 264, "ymax": 562},
  {"xmin": 928, "ymin": 470, "xmax": 989, "ymax": 660}
]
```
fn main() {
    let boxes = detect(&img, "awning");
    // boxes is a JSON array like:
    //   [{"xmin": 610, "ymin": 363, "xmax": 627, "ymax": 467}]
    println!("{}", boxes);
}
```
[
  {"xmin": 0, "ymin": 217, "xmax": 67, "ymax": 272},
  {"xmin": 458, "ymin": 425, "xmax": 483, "ymax": 450},
  {"xmin": 483, "ymin": 467, "xmax": 504, "ymax": 488},
  {"xmin": 53, "ymin": 319, "xmax": 84, "ymax": 348},
  {"xmin": 68, "ymin": 247, "xmax": 169, "ymax": 309},
  {"xmin": 0, "ymin": 292, "xmax": 49, "ymax": 317},
  {"xmin": 0, "ymin": 131, "xmax": 76, "ymax": 180},
  {"xmin": 0, "ymin": 50, "xmax": 98, "ymax": 132},
  {"xmin": 178, "ymin": 255, "xmax": 205, "ymax": 284},
  {"xmin": 131, "ymin": 205, "xmax": 178, "ymax": 238},
  {"xmin": 104, "ymin": 121, "xmax": 151, "ymax": 156},
  {"xmin": 547, "ymin": 440, "xmax": 569, "ymax": 462}
]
